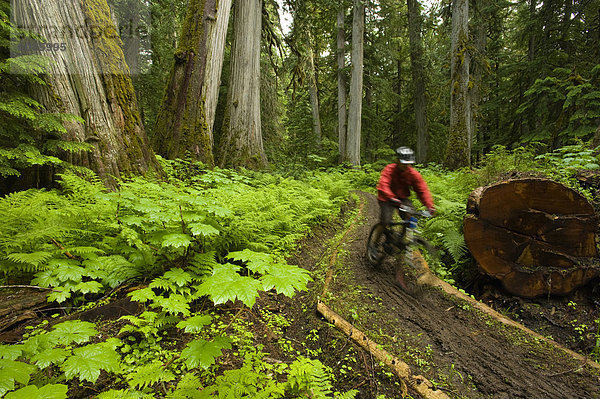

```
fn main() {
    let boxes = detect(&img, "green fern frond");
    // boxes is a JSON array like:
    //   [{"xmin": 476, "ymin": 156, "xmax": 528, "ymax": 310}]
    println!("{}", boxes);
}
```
[
  {"xmin": 5, "ymin": 251, "xmax": 53, "ymax": 269},
  {"xmin": 126, "ymin": 360, "xmax": 175, "ymax": 390}
]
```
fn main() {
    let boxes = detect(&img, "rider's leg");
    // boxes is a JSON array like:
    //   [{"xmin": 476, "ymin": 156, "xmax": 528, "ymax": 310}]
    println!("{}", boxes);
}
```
[{"xmin": 373, "ymin": 200, "xmax": 396, "ymax": 243}]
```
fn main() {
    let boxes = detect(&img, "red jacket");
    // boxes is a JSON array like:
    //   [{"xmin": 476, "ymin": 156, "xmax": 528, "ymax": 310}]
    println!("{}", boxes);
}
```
[{"xmin": 377, "ymin": 164, "xmax": 434, "ymax": 209}]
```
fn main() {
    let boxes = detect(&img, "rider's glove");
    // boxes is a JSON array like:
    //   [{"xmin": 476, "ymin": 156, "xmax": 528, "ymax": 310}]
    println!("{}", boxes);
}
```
[{"xmin": 423, "ymin": 208, "xmax": 435, "ymax": 217}]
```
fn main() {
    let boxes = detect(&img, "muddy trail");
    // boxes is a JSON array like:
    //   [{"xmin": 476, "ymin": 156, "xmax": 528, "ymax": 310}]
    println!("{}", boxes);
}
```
[{"xmin": 286, "ymin": 191, "xmax": 600, "ymax": 398}]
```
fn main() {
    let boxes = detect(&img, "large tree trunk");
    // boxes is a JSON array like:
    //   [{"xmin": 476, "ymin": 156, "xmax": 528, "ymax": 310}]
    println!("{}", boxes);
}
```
[
  {"xmin": 203, "ymin": 0, "xmax": 233, "ymax": 140},
  {"xmin": 407, "ymin": 0, "xmax": 428, "ymax": 163},
  {"xmin": 464, "ymin": 178, "xmax": 600, "ymax": 297},
  {"xmin": 12, "ymin": 0, "xmax": 159, "ymax": 186},
  {"xmin": 337, "ymin": 7, "xmax": 348, "ymax": 162},
  {"xmin": 470, "ymin": 0, "xmax": 488, "ymax": 160},
  {"xmin": 307, "ymin": 44, "xmax": 322, "ymax": 146},
  {"xmin": 444, "ymin": 0, "xmax": 471, "ymax": 169},
  {"xmin": 346, "ymin": 0, "xmax": 364, "ymax": 167},
  {"xmin": 153, "ymin": 0, "xmax": 228, "ymax": 165},
  {"xmin": 217, "ymin": 0, "xmax": 266, "ymax": 169}
]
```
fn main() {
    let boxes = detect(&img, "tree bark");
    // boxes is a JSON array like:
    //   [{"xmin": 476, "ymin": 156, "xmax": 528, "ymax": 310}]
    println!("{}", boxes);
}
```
[
  {"xmin": 444, "ymin": 0, "xmax": 471, "ymax": 169},
  {"xmin": 470, "ymin": 0, "xmax": 488, "ymax": 160},
  {"xmin": 307, "ymin": 43, "xmax": 322, "ymax": 146},
  {"xmin": 217, "ymin": 0, "xmax": 267, "ymax": 169},
  {"xmin": 464, "ymin": 178, "xmax": 600, "ymax": 297},
  {"xmin": 346, "ymin": 0, "xmax": 364, "ymax": 167},
  {"xmin": 407, "ymin": 0, "xmax": 428, "ymax": 163},
  {"xmin": 203, "ymin": 0, "xmax": 233, "ymax": 141},
  {"xmin": 12, "ymin": 0, "xmax": 159, "ymax": 186},
  {"xmin": 152, "ymin": 0, "xmax": 224, "ymax": 165},
  {"xmin": 337, "ymin": 7, "xmax": 348, "ymax": 162}
]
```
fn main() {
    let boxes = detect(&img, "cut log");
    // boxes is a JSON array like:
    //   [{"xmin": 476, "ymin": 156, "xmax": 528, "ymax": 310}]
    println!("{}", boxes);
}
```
[{"xmin": 464, "ymin": 178, "xmax": 600, "ymax": 297}]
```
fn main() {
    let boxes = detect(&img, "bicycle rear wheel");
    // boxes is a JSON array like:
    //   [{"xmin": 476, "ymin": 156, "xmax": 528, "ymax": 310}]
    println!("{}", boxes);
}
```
[{"xmin": 366, "ymin": 223, "xmax": 387, "ymax": 267}]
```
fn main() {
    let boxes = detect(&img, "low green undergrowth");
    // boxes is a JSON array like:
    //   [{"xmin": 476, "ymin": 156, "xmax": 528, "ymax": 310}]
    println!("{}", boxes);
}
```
[{"xmin": 0, "ymin": 162, "xmax": 356, "ymax": 398}]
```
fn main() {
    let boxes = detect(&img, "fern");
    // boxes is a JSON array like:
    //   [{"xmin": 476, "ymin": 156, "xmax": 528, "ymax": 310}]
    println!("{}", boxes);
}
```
[
  {"xmin": 286, "ymin": 357, "xmax": 334, "ymax": 398},
  {"xmin": 126, "ymin": 360, "xmax": 175, "ymax": 389}
]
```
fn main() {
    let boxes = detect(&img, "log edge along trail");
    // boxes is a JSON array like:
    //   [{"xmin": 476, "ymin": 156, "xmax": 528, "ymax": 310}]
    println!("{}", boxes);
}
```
[{"xmin": 317, "ymin": 191, "xmax": 600, "ymax": 398}]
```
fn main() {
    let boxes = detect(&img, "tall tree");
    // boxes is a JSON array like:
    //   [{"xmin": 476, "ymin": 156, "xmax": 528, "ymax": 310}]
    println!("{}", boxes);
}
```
[
  {"xmin": 307, "ymin": 42, "xmax": 322, "ymax": 145},
  {"xmin": 407, "ymin": 0, "xmax": 429, "ymax": 163},
  {"xmin": 337, "ymin": 6, "xmax": 348, "ymax": 161},
  {"xmin": 346, "ymin": 0, "xmax": 364, "ymax": 166},
  {"xmin": 12, "ymin": 0, "xmax": 159, "ymax": 185},
  {"xmin": 217, "ymin": 0, "xmax": 267, "ymax": 168},
  {"xmin": 470, "ymin": 0, "xmax": 488, "ymax": 158},
  {"xmin": 445, "ymin": 0, "xmax": 471, "ymax": 169},
  {"xmin": 153, "ymin": 0, "xmax": 232, "ymax": 165}
]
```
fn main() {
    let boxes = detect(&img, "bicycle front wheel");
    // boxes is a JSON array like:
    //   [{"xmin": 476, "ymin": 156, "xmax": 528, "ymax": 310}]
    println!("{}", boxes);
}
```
[{"xmin": 366, "ymin": 223, "xmax": 387, "ymax": 268}]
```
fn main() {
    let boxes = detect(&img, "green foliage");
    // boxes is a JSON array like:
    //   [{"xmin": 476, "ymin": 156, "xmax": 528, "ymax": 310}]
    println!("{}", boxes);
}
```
[
  {"xmin": 517, "ymin": 68, "xmax": 600, "ymax": 144},
  {"xmin": 0, "ymin": 8, "xmax": 89, "ymax": 179},
  {"xmin": 61, "ymin": 340, "xmax": 121, "ymax": 383},
  {"xmin": 180, "ymin": 337, "xmax": 232, "ymax": 370},
  {"xmin": 126, "ymin": 360, "xmax": 175, "ymax": 390},
  {"xmin": 4, "ymin": 384, "xmax": 68, "ymax": 399}
]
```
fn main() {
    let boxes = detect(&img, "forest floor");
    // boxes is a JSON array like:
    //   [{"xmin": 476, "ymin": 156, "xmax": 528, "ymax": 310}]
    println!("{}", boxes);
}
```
[
  {"xmin": 2, "ymin": 191, "xmax": 600, "ymax": 398},
  {"xmin": 278, "ymin": 191, "xmax": 600, "ymax": 398}
]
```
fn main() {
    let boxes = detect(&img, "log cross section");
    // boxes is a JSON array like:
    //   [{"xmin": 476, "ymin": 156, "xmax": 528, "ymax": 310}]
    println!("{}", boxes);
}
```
[{"xmin": 464, "ymin": 178, "xmax": 600, "ymax": 297}]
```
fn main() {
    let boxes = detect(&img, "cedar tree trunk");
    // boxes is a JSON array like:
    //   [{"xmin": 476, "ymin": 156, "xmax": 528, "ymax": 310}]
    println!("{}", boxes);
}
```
[
  {"xmin": 217, "ymin": 0, "xmax": 267, "ymax": 169},
  {"xmin": 12, "ymin": 0, "xmax": 159, "ymax": 186},
  {"xmin": 346, "ymin": 0, "xmax": 364, "ymax": 166}
]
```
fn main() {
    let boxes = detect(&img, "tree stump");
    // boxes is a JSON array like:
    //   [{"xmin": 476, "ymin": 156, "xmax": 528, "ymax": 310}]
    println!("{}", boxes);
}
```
[{"xmin": 464, "ymin": 178, "xmax": 600, "ymax": 297}]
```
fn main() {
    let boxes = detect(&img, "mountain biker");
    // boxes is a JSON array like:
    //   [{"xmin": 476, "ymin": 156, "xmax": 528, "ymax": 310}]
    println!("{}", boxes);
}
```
[{"xmin": 374, "ymin": 146, "xmax": 435, "ymax": 287}]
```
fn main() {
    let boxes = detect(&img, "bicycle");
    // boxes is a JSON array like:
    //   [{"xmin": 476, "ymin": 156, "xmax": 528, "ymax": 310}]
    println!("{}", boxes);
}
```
[{"xmin": 366, "ymin": 203, "xmax": 434, "ymax": 292}]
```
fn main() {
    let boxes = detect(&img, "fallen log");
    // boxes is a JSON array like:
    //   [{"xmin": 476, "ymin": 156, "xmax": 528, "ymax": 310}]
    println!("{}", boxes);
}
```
[{"xmin": 464, "ymin": 178, "xmax": 600, "ymax": 297}]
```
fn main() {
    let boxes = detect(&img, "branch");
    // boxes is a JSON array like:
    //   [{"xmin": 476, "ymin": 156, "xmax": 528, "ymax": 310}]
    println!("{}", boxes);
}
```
[{"xmin": 0, "ymin": 285, "xmax": 59, "ymax": 292}]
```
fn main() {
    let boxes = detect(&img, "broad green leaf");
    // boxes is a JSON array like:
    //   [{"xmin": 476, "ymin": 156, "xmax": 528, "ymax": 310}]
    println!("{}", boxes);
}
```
[
  {"xmin": 180, "ymin": 337, "xmax": 231, "ymax": 369},
  {"xmin": 163, "ymin": 268, "xmax": 192, "ymax": 287},
  {"xmin": 176, "ymin": 315, "xmax": 212, "ymax": 333},
  {"xmin": 196, "ymin": 264, "xmax": 262, "ymax": 307},
  {"xmin": 128, "ymin": 287, "xmax": 156, "ymax": 303},
  {"xmin": 161, "ymin": 233, "xmax": 192, "ymax": 249},
  {"xmin": 46, "ymin": 288, "xmax": 71, "ymax": 303},
  {"xmin": 0, "ymin": 344, "xmax": 23, "ymax": 360},
  {"xmin": 261, "ymin": 264, "xmax": 312, "ymax": 297},
  {"xmin": 74, "ymin": 281, "xmax": 103, "ymax": 294},
  {"xmin": 55, "ymin": 265, "xmax": 86, "ymax": 282},
  {"xmin": 0, "ymin": 359, "xmax": 36, "ymax": 396},
  {"xmin": 61, "ymin": 342, "xmax": 120, "ymax": 383},
  {"xmin": 188, "ymin": 223, "xmax": 220, "ymax": 237},
  {"xmin": 48, "ymin": 320, "xmax": 97, "ymax": 345},
  {"xmin": 227, "ymin": 249, "xmax": 272, "ymax": 274},
  {"xmin": 31, "ymin": 270, "xmax": 59, "ymax": 288},
  {"xmin": 5, "ymin": 383, "xmax": 68, "ymax": 399},
  {"xmin": 151, "ymin": 294, "xmax": 190, "ymax": 316},
  {"xmin": 31, "ymin": 348, "xmax": 70, "ymax": 369}
]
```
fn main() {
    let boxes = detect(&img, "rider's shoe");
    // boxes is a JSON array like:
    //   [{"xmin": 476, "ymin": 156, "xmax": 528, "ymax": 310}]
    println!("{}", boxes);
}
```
[
  {"xmin": 395, "ymin": 269, "xmax": 409, "ymax": 292},
  {"xmin": 367, "ymin": 247, "xmax": 379, "ymax": 262}
]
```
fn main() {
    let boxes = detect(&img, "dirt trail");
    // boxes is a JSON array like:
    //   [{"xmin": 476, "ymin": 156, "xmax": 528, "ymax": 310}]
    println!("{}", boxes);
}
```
[{"xmin": 321, "ymin": 192, "xmax": 600, "ymax": 398}]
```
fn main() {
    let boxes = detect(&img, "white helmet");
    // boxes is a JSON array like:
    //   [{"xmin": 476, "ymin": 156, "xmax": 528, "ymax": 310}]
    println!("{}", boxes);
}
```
[{"xmin": 396, "ymin": 147, "xmax": 415, "ymax": 164}]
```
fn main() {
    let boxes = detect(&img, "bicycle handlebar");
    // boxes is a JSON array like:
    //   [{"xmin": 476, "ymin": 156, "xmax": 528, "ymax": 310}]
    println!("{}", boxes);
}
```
[{"xmin": 396, "ymin": 204, "xmax": 432, "ymax": 218}]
